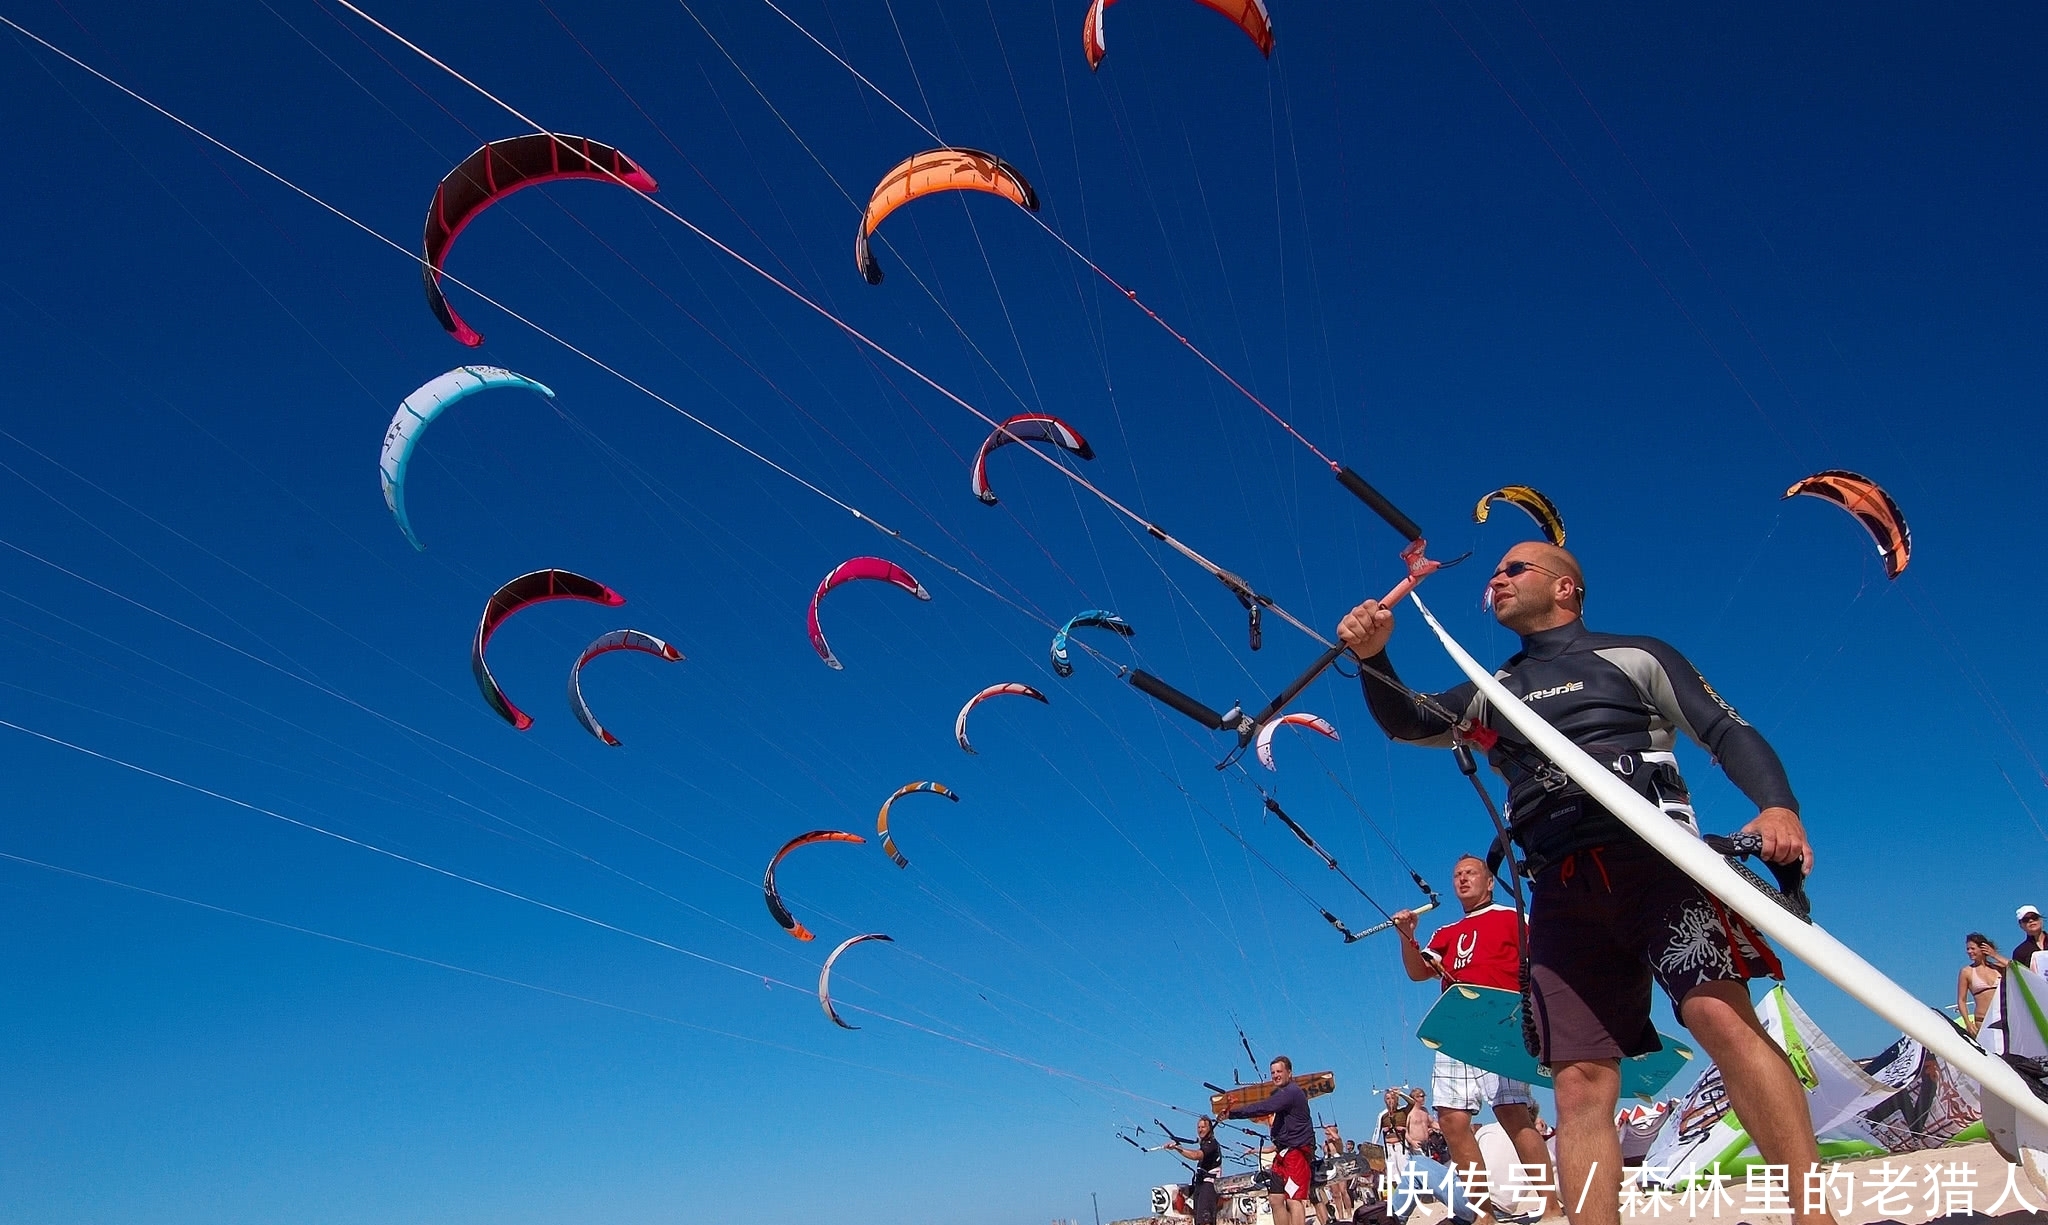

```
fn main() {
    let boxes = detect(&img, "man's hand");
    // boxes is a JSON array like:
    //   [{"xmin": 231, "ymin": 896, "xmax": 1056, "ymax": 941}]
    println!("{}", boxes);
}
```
[
  {"xmin": 1337, "ymin": 599, "xmax": 1395, "ymax": 659},
  {"xmin": 1739, "ymin": 806, "xmax": 1813, "ymax": 874},
  {"xmin": 1391, "ymin": 908, "xmax": 1420, "ymax": 940}
]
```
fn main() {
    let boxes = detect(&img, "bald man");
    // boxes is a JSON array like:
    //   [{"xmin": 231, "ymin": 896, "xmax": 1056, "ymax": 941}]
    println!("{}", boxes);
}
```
[{"xmin": 1337, "ymin": 542, "xmax": 1832, "ymax": 1225}]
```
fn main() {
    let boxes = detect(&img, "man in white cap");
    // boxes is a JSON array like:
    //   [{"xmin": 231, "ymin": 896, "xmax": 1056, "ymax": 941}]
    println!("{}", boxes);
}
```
[{"xmin": 2013, "ymin": 906, "xmax": 2048, "ymax": 975}]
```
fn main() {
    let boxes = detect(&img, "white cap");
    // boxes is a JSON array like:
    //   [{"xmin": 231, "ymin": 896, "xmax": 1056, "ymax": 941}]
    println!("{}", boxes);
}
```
[{"xmin": 2019, "ymin": 905, "xmax": 2042, "ymax": 921}]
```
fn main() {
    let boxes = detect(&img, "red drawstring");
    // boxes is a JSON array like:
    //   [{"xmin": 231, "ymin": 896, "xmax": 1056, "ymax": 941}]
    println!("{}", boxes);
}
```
[{"xmin": 1555, "ymin": 848, "xmax": 1614, "ymax": 892}]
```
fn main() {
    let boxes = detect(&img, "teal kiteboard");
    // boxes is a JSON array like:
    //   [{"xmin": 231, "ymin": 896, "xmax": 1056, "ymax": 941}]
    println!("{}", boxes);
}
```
[{"xmin": 1417, "ymin": 983, "xmax": 1694, "ymax": 1099}]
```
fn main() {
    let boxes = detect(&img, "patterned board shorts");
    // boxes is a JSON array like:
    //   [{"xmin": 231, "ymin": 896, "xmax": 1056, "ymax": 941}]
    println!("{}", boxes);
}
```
[
  {"xmin": 1430, "ymin": 1050, "xmax": 1535, "ymax": 1114},
  {"xmin": 1527, "ymin": 836, "xmax": 1782, "ymax": 1065}
]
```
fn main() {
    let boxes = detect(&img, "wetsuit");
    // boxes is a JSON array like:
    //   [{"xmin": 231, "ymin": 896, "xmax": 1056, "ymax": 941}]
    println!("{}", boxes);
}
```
[
  {"xmin": 1228, "ymin": 1082, "xmax": 1315, "ymax": 1201},
  {"xmin": 1360, "ymin": 619, "xmax": 1795, "ymax": 1063}
]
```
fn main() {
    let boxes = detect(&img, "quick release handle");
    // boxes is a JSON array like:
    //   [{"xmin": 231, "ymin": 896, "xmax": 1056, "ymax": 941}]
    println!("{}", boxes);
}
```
[
  {"xmin": 1129, "ymin": 670, "xmax": 1228, "ymax": 730},
  {"xmin": 1336, "ymin": 467, "xmax": 1424, "ymax": 543}
]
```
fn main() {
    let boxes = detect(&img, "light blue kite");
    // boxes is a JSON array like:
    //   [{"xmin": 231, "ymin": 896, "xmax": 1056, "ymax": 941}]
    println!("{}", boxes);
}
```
[{"xmin": 379, "ymin": 366, "xmax": 553, "ymax": 550}]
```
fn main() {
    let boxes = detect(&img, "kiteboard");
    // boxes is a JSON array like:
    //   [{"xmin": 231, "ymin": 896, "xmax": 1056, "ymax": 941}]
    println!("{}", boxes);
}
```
[
  {"xmin": 1417, "ymin": 983, "xmax": 1693, "ymax": 1099},
  {"xmin": 1210, "ymin": 1070, "xmax": 1334, "ymax": 1124},
  {"xmin": 1410, "ymin": 593, "xmax": 2048, "ymax": 1134}
]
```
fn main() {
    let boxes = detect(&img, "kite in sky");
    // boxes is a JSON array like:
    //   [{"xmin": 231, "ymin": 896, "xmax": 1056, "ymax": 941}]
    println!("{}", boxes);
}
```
[
  {"xmin": 566, "ymin": 630, "xmax": 682, "ymax": 746},
  {"xmin": 380, "ymin": 366, "xmax": 554, "ymax": 552},
  {"xmin": 808, "ymin": 557, "xmax": 931, "ymax": 670},
  {"xmin": 472, "ymin": 570, "xmax": 625, "ymax": 730},
  {"xmin": 1783, "ymin": 470, "xmax": 1911, "ymax": 579},
  {"xmin": 954, "ymin": 683, "xmax": 1049, "ymax": 754},
  {"xmin": 971, "ymin": 414, "xmax": 1094, "ymax": 505},
  {"xmin": 1473, "ymin": 484, "xmax": 1567, "ymax": 546},
  {"xmin": 855, "ymin": 148, "xmax": 1038, "ymax": 285},
  {"xmin": 1083, "ymin": 0, "xmax": 1274, "ymax": 71},
  {"xmin": 423, "ymin": 133, "xmax": 657, "ymax": 346},
  {"xmin": 764, "ymin": 831, "xmax": 866, "ymax": 942}
]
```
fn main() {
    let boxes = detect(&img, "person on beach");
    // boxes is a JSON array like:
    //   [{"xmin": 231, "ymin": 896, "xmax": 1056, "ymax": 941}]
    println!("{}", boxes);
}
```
[
  {"xmin": 1404, "ymin": 1087, "xmax": 1446, "ymax": 1165},
  {"xmin": 1338, "ymin": 541, "xmax": 1833, "ymax": 1225},
  {"xmin": 1378, "ymin": 1089, "xmax": 1408, "ymax": 1151},
  {"xmin": 1224, "ymin": 1055, "xmax": 1316, "ymax": 1225},
  {"xmin": 1392, "ymin": 855, "xmax": 1563, "ymax": 1221},
  {"xmin": 2013, "ymin": 906, "xmax": 2048, "ymax": 975},
  {"xmin": 1166, "ymin": 1115, "xmax": 1223, "ymax": 1225},
  {"xmin": 1322, "ymin": 1124, "xmax": 1356, "ymax": 1224},
  {"xmin": 1958, "ymin": 933, "xmax": 2007, "ymax": 1036}
]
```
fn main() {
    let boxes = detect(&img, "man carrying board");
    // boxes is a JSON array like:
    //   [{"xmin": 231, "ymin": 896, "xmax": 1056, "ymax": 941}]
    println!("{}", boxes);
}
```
[
  {"xmin": 1338, "ymin": 541, "xmax": 1833, "ymax": 1225},
  {"xmin": 1223, "ymin": 1055, "xmax": 1316, "ymax": 1225},
  {"xmin": 1393, "ymin": 855, "xmax": 1562, "ymax": 1222}
]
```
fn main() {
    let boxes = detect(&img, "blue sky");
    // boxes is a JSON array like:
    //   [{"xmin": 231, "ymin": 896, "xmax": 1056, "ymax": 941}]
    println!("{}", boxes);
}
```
[{"xmin": 1, "ymin": 1, "xmax": 2044, "ymax": 1222}]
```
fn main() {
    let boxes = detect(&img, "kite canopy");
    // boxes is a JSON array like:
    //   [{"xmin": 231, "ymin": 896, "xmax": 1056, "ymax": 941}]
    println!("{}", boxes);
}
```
[
  {"xmin": 566, "ymin": 629, "xmax": 682, "ymax": 746},
  {"xmin": 876, "ymin": 781, "xmax": 960, "ymax": 869},
  {"xmin": 819, "ymin": 933, "xmax": 894, "ymax": 1030},
  {"xmin": 380, "ymin": 366, "xmax": 555, "ymax": 551},
  {"xmin": 1083, "ymin": 0, "xmax": 1275, "ymax": 71},
  {"xmin": 1254, "ymin": 711, "xmax": 1339, "ymax": 771},
  {"xmin": 423, "ymin": 133, "xmax": 657, "ymax": 347},
  {"xmin": 954, "ymin": 682, "xmax": 1049, "ymax": 754},
  {"xmin": 1050, "ymin": 610, "xmax": 1134, "ymax": 679},
  {"xmin": 807, "ymin": 557, "xmax": 931, "ymax": 670},
  {"xmin": 1783, "ymin": 470, "xmax": 1911, "ymax": 579},
  {"xmin": 472, "ymin": 570, "xmax": 625, "ymax": 730},
  {"xmin": 855, "ymin": 148, "xmax": 1039, "ymax": 285},
  {"xmin": 764, "ymin": 830, "xmax": 865, "ymax": 942},
  {"xmin": 971, "ymin": 414, "xmax": 1094, "ymax": 505},
  {"xmin": 1473, "ymin": 484, "xmax": 1567, "ymax": 546}
]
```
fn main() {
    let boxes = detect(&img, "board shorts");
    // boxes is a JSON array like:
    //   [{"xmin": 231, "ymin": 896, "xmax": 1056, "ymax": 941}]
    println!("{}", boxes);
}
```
[
  {"xmin": 1191, "ymin": 1179, "xmax": 1219, "ymax": 1225},
  {"xmin": 1526, "ymin": 836, "xmax": 1782, "ymax": 1065},
  {"xmin": 1271, "ymin": 1146, "xmax": 1313, "ymax": 1201},
  {"xmin": 1430, "ymin": 1050, "xmax": 1534, "ymax": 1114}
]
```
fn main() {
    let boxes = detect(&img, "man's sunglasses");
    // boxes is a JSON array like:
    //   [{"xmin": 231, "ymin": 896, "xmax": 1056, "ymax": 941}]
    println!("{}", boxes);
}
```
[{"xmin": 1490, "ymin": 560, "xmax": 1562, "ymax": 581}]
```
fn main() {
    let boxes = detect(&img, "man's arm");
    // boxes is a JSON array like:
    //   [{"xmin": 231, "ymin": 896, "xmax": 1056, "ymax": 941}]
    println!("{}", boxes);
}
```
[
  {"xmin": 1392, "ymin": 909, "xmax": 1444, "ymax": 982},
  {"xmin": 1223, "ymin": 1092, "xmax": 1284, "ymax": 1121},
  {"xmin": 1339, "ymin": 598, "xmax": 1475, "ymax": 747},
  {"xmin": 1613, "ymin": 638, "xmax": 1798, "ymax": 813},
  {"xmin": 1600, "ymin": 636, "xmax": 1812, "ymax": 867},
  {"xmin": 1358, "ymin": 651, "xmax": 1476, "ymax": 747}
]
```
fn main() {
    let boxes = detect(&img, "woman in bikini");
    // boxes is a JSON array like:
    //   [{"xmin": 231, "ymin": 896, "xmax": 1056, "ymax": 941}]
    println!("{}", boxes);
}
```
[{"xmin": 1957, "ymin": 932, "xmax": 2007, "ymax": 1036}]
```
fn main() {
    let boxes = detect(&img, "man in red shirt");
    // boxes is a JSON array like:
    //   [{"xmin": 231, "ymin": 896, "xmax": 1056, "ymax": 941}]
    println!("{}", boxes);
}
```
[{"xmin": 1394, "ymin": 856, "xmax": 1561, "ymax": 1222}]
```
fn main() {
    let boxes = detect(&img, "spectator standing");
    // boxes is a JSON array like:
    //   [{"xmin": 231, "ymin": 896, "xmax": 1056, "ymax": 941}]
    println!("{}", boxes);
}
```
[
  {"xmin": 2013, "ymin": 906, "xmax": 2048, "ymax": 974},
  {"xmin": 1958, "ymin": 933, "xmax": 2007, "ymax": 1036}
]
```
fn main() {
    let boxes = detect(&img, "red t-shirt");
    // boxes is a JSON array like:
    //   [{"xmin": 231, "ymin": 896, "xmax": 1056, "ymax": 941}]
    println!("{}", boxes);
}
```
[{"xmin": 1426, "ymin": 903, "xmax": 1521, "ymax": 991}]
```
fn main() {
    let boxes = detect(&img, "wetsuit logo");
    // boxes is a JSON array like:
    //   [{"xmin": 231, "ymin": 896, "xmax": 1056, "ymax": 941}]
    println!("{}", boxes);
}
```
[
  {"xmin": 1524, "ymin": 681, "xmax": 1584, "ymax": 702},
  {"xmin": 1698, "ymin": 677, "xmax": 1750, "ymax": 726}
]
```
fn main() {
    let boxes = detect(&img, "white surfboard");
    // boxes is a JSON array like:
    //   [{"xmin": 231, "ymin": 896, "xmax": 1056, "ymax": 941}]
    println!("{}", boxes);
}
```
[{"xmin": 1408, "ymin": 592, "xmax": 2048, "ymax": 1133}]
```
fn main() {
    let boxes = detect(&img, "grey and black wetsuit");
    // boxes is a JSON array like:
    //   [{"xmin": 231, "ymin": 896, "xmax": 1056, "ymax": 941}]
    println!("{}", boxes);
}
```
[
  {"xmin": 1359, "ymin": 619, "xmax": 1797, "ymax": 867},
  {"xmin": 1360, "ymin": 619, "xmax": 1800, "ymax": 1061}
]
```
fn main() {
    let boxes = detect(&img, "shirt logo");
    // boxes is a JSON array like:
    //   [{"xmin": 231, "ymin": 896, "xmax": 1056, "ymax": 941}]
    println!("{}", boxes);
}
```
[
  {"xmin": 1524, "ymin": 680, "xmax": 1584, "ymax": 702},
  {"xmin": 1454, "ymin": 931, "xmax": 1478, "ymax": 968}
]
